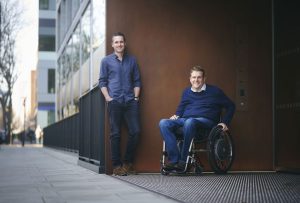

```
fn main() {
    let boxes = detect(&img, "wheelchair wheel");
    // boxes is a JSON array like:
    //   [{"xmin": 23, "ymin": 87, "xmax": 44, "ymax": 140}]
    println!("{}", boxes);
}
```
[{"xmin": 207, "ymin": 126, "xmax": 235, "ymax": 174}]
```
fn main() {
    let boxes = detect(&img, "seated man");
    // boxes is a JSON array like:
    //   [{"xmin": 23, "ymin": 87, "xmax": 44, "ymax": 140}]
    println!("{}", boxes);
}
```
[{"xmin": 159, "ymin": 66, "xmax": 235, "ymax": 172}]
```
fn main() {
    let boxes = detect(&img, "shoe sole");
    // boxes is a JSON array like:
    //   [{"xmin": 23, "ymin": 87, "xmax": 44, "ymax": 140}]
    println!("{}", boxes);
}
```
[{"xmin": 113, "ymin": 173, "xmax": 127, "ymax": 176}]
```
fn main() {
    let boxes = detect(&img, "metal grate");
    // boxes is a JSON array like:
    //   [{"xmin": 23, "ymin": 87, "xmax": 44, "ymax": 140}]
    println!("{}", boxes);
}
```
[{"xmin": 115, "ymin": 173, "xmax": 300, "ymax": 203}]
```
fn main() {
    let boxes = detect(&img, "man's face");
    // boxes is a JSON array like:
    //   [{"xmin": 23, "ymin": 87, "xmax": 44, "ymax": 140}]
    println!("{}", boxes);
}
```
[
  {"xmin": 190, "ymin": 71, "xmax": 206, "ymax": 90},
  {"xmin": 112, "ymin": 36, "xmax": 125, "ymax": 54}
]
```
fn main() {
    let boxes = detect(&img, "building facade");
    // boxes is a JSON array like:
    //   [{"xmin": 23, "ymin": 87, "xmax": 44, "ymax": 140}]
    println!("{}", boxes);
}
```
[
  {"xmin": 56, "ymin": 0, "xmax": 106, "ymax": 120},
  {"xmin": 37, "ymin": 0, "xmax": 56, "ymax": 128},
  {"xmin": 46, "ymin": 0, "xmax": 300, "ymax": 173}
]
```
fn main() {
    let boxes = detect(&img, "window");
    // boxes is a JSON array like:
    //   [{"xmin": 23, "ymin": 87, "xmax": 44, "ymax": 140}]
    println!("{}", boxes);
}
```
[
  {"xmin": 39, "ymin": 35, "xmax": 55, "ymax": 51},
  {"xmin": 72, "ymin": 0, "xmax": 80, "ymax": 18},
  {"xmin": 61, "ymin": 50, "xmax": 67, "ymax": 86},
  {"xmin": 48, "ymin": 69, "xmax": 55, "ymax": 94},
  {"xmin": 39, "ymin": 19, "xmax": 55, "ymax": 27},
  {"xmin": 39, "ymin": 0, "xmax": 49, "ymax": 10},
  {"xmin": 92, "ymin": 0, "xmax": 105, "ymax": 52},
  {"xmin": 72, "ymin": 23, "xmax": 80, "ymax": 73},
  {"xmin": 81, "ymin": 5, "xmax": 91, "ymax": 64},
  {"xmin": 48, "ymin": 110, "xmax": 55, "ymax": 125},
  {"xmin": 66, "ymin": 38, "xmax": 72, "ymax": 80}
]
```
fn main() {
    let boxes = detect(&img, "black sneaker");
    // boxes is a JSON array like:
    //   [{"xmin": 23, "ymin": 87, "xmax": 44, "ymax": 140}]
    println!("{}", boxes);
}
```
[
  {"xmin": 163, "ymin": 162, "xmax": 177, "ymax": 171},
  {"xmin": 175, "ymin": 162, "xmax": 186, "ymax": 173}
]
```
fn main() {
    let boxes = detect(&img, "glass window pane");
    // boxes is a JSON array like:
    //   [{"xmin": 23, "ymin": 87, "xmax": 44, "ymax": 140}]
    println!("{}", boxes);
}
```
[
  {"xmin": 92, "ymin": 0, "xmax": 105, "ymax": 52},
  {"xmin": 39, "ymin": 0, "xmax": 49, "ymax": 10},
  {"xmin": 48, "ymin": 110, "xmax": 55, "ymax": 125},
  {"xmin": 81, "ymin": 5, "xmax": 91, "ymax": 64},
  {"xmin": 66, "ymin": 38, "xmax": 73, "ymax": 80},
  {"xmin": 61, "ymin": 50, "xmax": 67, "ymax": 86},
  {"xmin": 72, "ymin": 23, "xmax": 80, "ymax": 73},
  {"xmin": 39, "ymin": 35, "xmax": 55, "ymax": 51},
  {"xmin": 48, "ymin": 69, "xmax": 55, "ymax": 93},
  {"xmin": 72, "ymin": 0, "xmax": 80, "ymax": 18}
]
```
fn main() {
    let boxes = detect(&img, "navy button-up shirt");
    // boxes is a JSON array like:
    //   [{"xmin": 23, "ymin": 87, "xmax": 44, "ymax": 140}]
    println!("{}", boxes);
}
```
[{"xmin": 99, "ymin": 53, "xmax": 141, "ymax": 103}]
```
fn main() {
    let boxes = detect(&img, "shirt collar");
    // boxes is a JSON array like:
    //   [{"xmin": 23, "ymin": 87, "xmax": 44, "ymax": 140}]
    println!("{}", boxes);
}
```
[
  {"xmin": 113, "ymin": 52, "xmax": 127, "ymax": 59},
  {"xmin": 191, "ymin": 84, "xmax": 206, "ymax": 92}
]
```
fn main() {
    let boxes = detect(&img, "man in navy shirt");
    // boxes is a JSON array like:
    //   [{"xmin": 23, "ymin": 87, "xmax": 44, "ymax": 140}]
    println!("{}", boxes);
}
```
[
  {"xmin": 159, "ymin": 66, "xmax": 235, "ymax": 172},
  {"xmin": 99, "ymin": 32, "xmax": 141, "ymax": 176}
]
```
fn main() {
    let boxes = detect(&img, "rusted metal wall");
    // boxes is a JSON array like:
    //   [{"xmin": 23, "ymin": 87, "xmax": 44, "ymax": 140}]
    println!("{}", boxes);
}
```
[{"xmin": 105, "ymin": 0, "xmax": 273, "ymax": 173}]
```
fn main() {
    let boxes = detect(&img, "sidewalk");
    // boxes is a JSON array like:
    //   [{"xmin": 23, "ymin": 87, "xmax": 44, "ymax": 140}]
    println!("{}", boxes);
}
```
[
  {"xmin": 0, "ymin": 145, "xmax": 177, "ymax": 203},
  {"xmin": 1, "ymin": 145, "xmax": 299, "ymax": 203}
]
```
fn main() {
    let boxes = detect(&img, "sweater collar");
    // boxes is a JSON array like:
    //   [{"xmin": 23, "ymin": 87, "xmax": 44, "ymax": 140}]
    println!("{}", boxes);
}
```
[{"xmin": 191, "ymin": 84, "xmax": 206, "ymax": 92}]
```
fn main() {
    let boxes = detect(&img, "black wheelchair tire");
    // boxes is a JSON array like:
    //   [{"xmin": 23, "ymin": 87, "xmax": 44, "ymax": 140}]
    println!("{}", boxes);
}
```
[{"xmin": 207, "ymin": 126, "xmax": 235, "ymax": 174}]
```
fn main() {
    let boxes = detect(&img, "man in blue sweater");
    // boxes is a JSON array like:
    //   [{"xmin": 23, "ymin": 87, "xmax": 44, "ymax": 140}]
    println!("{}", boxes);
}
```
[{"xmin": 159, "ymin": 66, "xmax": 235, "ymax": 172}]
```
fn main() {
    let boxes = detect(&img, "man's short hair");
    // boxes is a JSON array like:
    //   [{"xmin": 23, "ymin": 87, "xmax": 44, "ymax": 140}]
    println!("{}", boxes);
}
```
[
  {"xmin": 190, "ymin": 66, "xmax": 205, "ymax": 77},
  {"xmin": 112, "ymin": 32, "xmax": 126, "ymax": 42}
]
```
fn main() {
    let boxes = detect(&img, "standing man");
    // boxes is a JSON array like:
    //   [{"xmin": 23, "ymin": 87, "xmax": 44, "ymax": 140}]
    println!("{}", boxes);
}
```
[
  {"xmin": 159, "ymin": 66, "xmax": 235, "ymax": 172},
  {"xmin": 99, "ymin": 32, "xmax": 141, "ymax": 176}
]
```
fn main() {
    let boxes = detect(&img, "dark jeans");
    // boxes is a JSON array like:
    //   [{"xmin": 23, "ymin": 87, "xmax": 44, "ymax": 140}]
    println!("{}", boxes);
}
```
[
  {"xmin": 108, "ymin": 99, "xmax": 140, "ymax": 167},
  {"xmin": 159, "ymin": 117, "xmax": 215, "ymax": 164}
]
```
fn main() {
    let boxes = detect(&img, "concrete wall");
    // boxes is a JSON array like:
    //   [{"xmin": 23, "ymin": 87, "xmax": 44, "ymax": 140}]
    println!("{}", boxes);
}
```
[{"xmin": 105, "ymin": 0, "xmax": 273, "ymax": 172}]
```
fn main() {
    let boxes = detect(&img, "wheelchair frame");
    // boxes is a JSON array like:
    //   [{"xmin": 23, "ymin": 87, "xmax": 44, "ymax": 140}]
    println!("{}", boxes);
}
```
[{"xmin": 160, "ymin": 125, "xmax": 235, "ymax": 175}]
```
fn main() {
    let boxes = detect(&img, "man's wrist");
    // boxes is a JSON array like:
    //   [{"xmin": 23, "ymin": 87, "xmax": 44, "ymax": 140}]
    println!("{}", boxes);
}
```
[{"xmin": 106, "ymin": 96, "xmax": 112, "ymax": 101}]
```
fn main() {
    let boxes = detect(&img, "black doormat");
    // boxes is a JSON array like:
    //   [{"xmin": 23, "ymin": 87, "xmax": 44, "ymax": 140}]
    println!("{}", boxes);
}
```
[{"xmin": 114, "ymin": 172, "xmax": 300, "ymax": 203}]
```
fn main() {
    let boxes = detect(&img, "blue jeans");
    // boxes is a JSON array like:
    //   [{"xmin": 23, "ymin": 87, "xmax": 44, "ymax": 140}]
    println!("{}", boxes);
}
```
[
  {"xmin": 159, "ymin": 117, "xmax": 215, "ymax": 164},
  {"xmin": 108, "ymin": 100, "xmax": 140, "ymax": 167}
]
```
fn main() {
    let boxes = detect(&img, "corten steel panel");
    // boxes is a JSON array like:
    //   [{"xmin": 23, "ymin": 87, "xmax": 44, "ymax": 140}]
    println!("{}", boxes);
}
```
[{"xmin": 105, "ymin": 0, "xmax": 273, "ymax": 173}]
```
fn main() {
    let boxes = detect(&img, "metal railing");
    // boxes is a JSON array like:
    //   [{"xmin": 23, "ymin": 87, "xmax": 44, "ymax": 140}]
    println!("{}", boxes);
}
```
[
  {"xmin": 44, "ymin": 113, "xmax": 79, "ymax": 152},
  {"xmin": 79, "ymin": 87, "xmax": 105, "ymax": 172},
  {"xmin": 44, "ymin": 86, "xmax": 106, "ymax": 173}
]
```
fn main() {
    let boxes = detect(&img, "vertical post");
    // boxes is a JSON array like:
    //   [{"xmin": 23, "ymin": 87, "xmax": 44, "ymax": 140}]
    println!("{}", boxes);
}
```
[{"xmin": 22, "ymin": 98, "xmax": 26, "ymax": 147}]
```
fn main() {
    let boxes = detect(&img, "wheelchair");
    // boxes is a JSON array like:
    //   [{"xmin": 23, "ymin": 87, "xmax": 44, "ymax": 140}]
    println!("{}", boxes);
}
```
[{"xmin": 160, "ymin": 125, "xmax": 235, "ymax": 175}]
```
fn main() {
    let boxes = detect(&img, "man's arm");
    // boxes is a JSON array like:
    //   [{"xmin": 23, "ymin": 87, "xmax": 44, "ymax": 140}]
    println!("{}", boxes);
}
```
[
  {"xmin": 99, "ymin": 59, "xmax": 112, "ymax": 102},
  {"xmin": 134, "ymin": 87, "xmax": 140, "ymax": 98},
  {"xmin": 218, "ymin": 90, "xmax": 236, "ymax": 131},
  {"xmin": 175, "ymin": 89, "xmax": 188, "ymax": 118},
  {"xmin": 132, "ymin": 58, "xmax": 141, "ymax": 88},
  {"xmin": 169, "ymin": 89, "xmax": 189, "ymax": 120}
]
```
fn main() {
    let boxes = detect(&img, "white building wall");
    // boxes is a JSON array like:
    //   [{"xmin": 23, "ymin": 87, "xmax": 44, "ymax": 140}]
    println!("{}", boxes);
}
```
[{"xmin": 37, "ymin": 0, "xmax": 56, "ymax": 128}]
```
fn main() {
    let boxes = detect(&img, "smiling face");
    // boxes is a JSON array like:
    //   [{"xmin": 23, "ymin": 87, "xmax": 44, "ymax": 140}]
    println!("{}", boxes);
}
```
[
  {"xmin": 112, "ymin": 35, "xmax": 125, "ymax": 54},
  {"xmin": 190, "ymin": 70, "xmax": 206, "ymax": 91}
]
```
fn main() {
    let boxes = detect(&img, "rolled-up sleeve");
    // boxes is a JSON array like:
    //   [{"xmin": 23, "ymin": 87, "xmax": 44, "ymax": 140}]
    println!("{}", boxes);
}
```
[
  {"xmin": 133, "ymin": 59, "xmax": 141, "ymax": 88},
  {"xmin": 99, "ymin": 59, "xmax": 108, "ymax": 88}
]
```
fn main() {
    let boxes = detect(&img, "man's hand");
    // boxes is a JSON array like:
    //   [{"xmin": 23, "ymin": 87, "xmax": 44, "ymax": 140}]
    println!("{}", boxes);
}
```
[
  {"xmin": 217, "ymin": 123, "xmax": 228, "ymax": 131},
  {"xmin": 105, "ymin": 96, "xmax": 113, "ymax": 102},
  {"xmin": 170, "ymin": 115, "xmax": 179, "ymax": 120},
  {"xmin": 101, "ymin": 87, "xmax": 113, "ymax": 102}
]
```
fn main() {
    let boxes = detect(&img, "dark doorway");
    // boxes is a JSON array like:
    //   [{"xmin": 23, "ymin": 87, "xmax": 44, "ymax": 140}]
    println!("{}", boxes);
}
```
[{"xmin": 274, "ymin": 0, "xmax": 300, "ymax": 172}]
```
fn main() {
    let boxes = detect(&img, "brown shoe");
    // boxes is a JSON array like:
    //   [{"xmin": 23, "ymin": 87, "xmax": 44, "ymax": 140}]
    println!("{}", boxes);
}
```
[
  {"xmin": 122, "ymin": 163, "xmax": 137, "ymax": 175},
  {"xmin": 113, "ymin": 166, "xmax": 127, "ymax": 176}
]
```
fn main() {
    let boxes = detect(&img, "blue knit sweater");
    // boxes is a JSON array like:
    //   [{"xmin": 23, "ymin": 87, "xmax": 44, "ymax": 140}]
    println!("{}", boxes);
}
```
[{"xmin": 175, "ymin": 84, "xmax": 235, "ymax": 125}]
